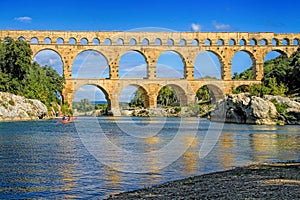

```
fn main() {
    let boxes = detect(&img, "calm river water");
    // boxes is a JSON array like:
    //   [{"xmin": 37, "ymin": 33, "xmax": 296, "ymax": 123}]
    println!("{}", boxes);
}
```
[{"xmin": 0, "ymin": 117, "xmax": 299, "ymax": 199}]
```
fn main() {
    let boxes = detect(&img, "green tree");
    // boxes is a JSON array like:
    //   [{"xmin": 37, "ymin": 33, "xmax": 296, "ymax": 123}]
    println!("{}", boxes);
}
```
[
  {"xmin": 0, "ymin": 38, "xmax": 64, "ymax": 107},
  {"xmin": 157, "ymin": 86, "xmax": 179, "ymax": 106},
  {"xmin": 196, "ymin": 86, "xmax": 211, "ymax": 102},
  {"xmin": 129, "ymin": 89, "xmax": 144, "ymax": 107}
]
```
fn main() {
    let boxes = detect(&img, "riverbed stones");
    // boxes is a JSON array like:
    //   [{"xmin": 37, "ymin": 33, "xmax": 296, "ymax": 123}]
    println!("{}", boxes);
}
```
[{"xmin": 0, "ymin": 92, "xmax": 48, "ymax": 121}]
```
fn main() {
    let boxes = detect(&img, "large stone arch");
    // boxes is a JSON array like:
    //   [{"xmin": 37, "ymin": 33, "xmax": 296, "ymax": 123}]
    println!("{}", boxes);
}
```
[
  {"xmin": 118, "ymin": 49, "xmax": 148, "ymax": 78},
  {"xmin": 264, "ymin": 49, "xmax": 288, "ymax": 61},
  {"xmin": 193, "ymin": 50, "xmax": 223, "ymax": 79},
  {"xmin": 73, "ymin": 83, "xmax": 112, "ymax": 112},
  {"xmin": 157, "ymin": 83, "xmax": 189, "ymax": 106},
  {"xmin": 197, "ymin": 84, "xmax": 225, "ymax": 102},
  {"xmin": 71, "ymin": 49, "xmax": 110, "ymax": 78},
  {"xmin": 32, "ymin": 48, "xmax": 64, "ymax": 76},
  {"xmin": 231, "ymin": 49, "xmax": 256, "ymax": 80},
  {"xmin": 117, "ymin": 83, "xmax": 150, "ymax": 108},
  {"xmin": 156, "ymin": 50, "xmax": 187, "ymax": 78}
]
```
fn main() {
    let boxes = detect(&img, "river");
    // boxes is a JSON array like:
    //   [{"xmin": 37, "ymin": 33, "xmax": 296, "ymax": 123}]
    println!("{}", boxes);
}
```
[{"xmin": 0, "ymin": 117, "xmax": 299, "ymax": 199}]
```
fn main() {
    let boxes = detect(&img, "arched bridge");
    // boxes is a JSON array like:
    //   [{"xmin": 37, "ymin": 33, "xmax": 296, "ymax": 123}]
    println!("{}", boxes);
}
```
[{"xmin": 1, "ymin": 30, "xmax": 299, "ymax": 115}]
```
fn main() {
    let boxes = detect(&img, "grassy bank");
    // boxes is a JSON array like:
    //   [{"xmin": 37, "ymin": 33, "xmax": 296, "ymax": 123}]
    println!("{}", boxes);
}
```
[{"xmin": 107, "ymin": 162, "xmax": 300, "ymax": 199}]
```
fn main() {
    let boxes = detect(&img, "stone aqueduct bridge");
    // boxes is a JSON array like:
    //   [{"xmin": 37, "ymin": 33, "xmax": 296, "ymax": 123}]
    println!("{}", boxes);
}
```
[{"xmin": 1, "ymin": 30, "xmax": 299, "ymax": 115}]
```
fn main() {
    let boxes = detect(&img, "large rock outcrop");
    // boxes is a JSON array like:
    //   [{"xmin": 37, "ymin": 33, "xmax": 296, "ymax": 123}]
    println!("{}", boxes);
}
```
[
  {"xmin": 210, "ymin": 93, "xmax": 300, "ymax": 125},
  {"xmin": 0, "ymin": 92, "xmax": 48, "ymax": 121}
]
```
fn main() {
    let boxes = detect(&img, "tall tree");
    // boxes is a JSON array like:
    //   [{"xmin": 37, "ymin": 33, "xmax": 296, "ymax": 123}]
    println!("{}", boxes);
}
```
[{"xmin": 0, "ymin": 38, "xmax": 64, "ymax": 107}]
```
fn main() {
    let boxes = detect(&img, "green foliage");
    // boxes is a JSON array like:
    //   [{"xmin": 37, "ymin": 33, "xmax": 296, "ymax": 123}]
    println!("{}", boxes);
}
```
[
  {"xmin": 73, "ymin": 99, "xmax": 94, "ymax": 112},
  {"xmin": 8, "ymin": 100, "xmax": 15, "ymax": 106},
  {"xmin": 73, "ymin": 99, "xmax": 108, "ymax": 115},
  {"xmin": 270, "ymin": 99, "xmax": 289, "ymax": 114},
  {"xmin": 232, "ymin": 67, "xmax": 253, "ymax": 80},
  {"xmin": 129, "ymin": 89, "xmax": 144, "ymax": 108},
  {"xmin": 196, "ymin": 86, "xmax": 210, "ymax": 102},
  {"xmin": 270, "ymin": 99, "xmax": 293, "ymax": 120},
  {"xmin": 61, "ymin": 103, "xmax": 73, "ymax": 116},
  {"xmin": 233, "ymin": 48, "xmax": 300, "ymax": 96},
  {"xmin": 157, "ymin": 86, "xmax": 179, "ymax": 107},
  {"xmin": 0, "ymin": 38, "xmax": 64, "ymax": 108}
]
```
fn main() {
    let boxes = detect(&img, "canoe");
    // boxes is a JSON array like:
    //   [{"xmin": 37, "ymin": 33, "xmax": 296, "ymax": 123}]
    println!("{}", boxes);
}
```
[{"xmin": 61, "ymin": 119, "xmax": 72, "ymax": 124}]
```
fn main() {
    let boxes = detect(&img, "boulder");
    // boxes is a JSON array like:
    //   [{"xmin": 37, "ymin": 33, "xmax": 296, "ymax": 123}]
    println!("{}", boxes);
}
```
[
  {"xmin": 210, "ymin": 93, "xmax": 300, "ymax": 125},
  {"xmin": 0, "ymin": 92, "xmax": 48, "ymax": 121}
]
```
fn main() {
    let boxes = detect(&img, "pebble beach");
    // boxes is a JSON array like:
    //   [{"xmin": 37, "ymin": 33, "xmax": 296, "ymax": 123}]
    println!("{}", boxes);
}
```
[{"xmin": 107, "ymin": 162, "xmax": 300, "ymax": 199}]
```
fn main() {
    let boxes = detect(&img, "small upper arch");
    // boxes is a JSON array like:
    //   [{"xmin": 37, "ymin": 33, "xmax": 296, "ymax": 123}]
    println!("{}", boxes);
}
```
[
  {"xmin": 179, "ymin": 39, "xmax": 186, "ymax": 46},
  {"xmin": 250, "ymin": 38, "xmax": 257, "ymax": 46},
  {"xmin": 239, "ymin": 39, "xmax": 246, "ymax": 46},
  {"xmin": 44, "ymin": 37, "xmax": 52, "ymax": 44}
]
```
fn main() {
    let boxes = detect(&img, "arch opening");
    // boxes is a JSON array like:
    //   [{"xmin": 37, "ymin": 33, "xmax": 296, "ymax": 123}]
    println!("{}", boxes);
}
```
[
  {"xmin": 73, "ymin": 84, "xmax": 110, "ymax": 116},
  {"xmin": 282, "ymin": 38, "xmax": 289, "ymax": 46},
  {"xmin": 196, "ymin": 84, "xmax": 224, "ymax": 104},
  {"xmin": 69, "ymin": 37, "xmax": 76, "ymax": 45},
  {"xmin": 44, "ymin": 37, "xmax": 52, "ymax": 44},
  {"xmin": 30, "ymin": 37, "xmax": 38, "ymax": 44},
  {"xmin": 194, "ymin": 51, "xmax": 222, "ymax": 79},
  {"xmin": 239, "ymin": 39, "xmax": 246, "ymax": 46},
  {"xmin": 272, "ymin": 38, "xmax": 279, "ymax": 46},
  {"xmin": 118, "ymin": 50, "xmax": 147, "ymax": 78},
  {"xmin": 119, "ymin": 85, "xmax": 148, "ymax": 112},
  {"xmin": 233, "ymin": 85, "xmax": 252, "ymax": 94},
  {"xmin": 33, "ymin": 49, "xmax": 64, "ymax": 76},
  {"xmin": 179, "ymin": 39, "xmax": 186, "ymax": 46},
  {"xmin": 157, "ymin": 84, "xmax": 186, "ymax": 107},
  {"xmin": 229, "ymin": 39, "xmax": 235, "ymax": 46},
  {"xmin": 117, "ymin": 38, "xmax": 124, "ymax": 45},
  {"xmin": 167, "ymin": 39, "xmax": 174, "ymax": 46},
  {"xmin": 92, "ymin": 38, "xmax": 100, "ymax": 45},
  {"xmin": 154, "ymin": 38, "xmax": 162, "ymax": 45},
  {"xmin": 56, "ymin": 37, "xmax": 64, "ymax": 44},
  {"xmin": 217, "ymin": 39, "xmax": 224, "ymax": 46},
  {"xmin": 72, "ymin": 50, "xmax": 109, "ymax": 78},
  {"xmin": 232, "ymin": 50, "xmax": 254, "ymax": 80},
  {"xmin": 204, "ymin": 39, "xmax": 211, "ymax": 46},
  {"xmin": 142, "ymin": 38, "xmax": 149, "ymax": 45},
  {"xmin": 156, "ymin": 51, "xmax": 184, "ymax": 78},
  {"xmin": 129, "ymin": 38, "xmax": 137, "ymax": 45},
  {"xmin": 80, "ymin": 38, "xmax": 88, "ymax": 45},
  {"xmin": 104, "ymin": 38, "xmax": 112, "ymax": 45},
  {"xmin": 264, "ymin": 50, "xmax": 287, "ymax": 62},
  {"xmin": 18, "ymin": 36, "xmax": 26, "ymax": 42},
  {"xmin": 250, "ymin": 39, "xmax": 257, "ymax": 46},
  {"xmin": 293, "ymin": 38, "xmax": 299, "ymax": 46},
  {"xmin": 192, "ymin": 39, "xmax": 199, "ymax": 46},
  {"xmin": 260, "ymin": 39, "xmax": 267, "ymax": 46}
]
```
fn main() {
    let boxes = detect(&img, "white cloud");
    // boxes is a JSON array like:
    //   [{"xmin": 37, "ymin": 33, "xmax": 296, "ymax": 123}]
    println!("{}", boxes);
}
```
[
  {"xmin": 212, "ymin": 20, "xmax": 231, "ymax": 31},
  {"xmin": 14, "ymin": 16, "xmax": 32, "ymax": 23},
  {"xmin": 191, "ymin": 23, "xmax": 202, "ymax": 32}
]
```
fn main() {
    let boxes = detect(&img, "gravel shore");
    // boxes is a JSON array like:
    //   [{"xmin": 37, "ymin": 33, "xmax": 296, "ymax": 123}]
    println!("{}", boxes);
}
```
[{"xmin": 107, "ymin": 162, "xmax": 300, "ymax": 199}]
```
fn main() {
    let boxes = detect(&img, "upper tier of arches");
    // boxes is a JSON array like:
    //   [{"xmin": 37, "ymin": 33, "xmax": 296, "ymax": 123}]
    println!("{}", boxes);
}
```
[{"xmin": 2, "ymin": 30, "xmax": 299, "ymax": 47}]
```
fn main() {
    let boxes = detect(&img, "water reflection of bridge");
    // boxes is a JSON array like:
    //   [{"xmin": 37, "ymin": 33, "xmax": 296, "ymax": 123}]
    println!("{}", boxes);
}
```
[{"xmin": 1, "ymin": 30, "xmax": 299, "ymax": 115}]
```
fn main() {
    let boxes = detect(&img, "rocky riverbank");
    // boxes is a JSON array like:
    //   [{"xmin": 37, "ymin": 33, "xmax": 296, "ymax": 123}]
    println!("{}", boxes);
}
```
[
  {"xmin": 121, "ymin": 93, "xmax": 300, "ymax": 125},
  {"xmin": 0, "ymin": 92, "xmax": 48, "ymax": 121},
  {"xmin": 107, "ymin": 161, "xmax": 300, "ymax": 199},
  {"xmin": 211, "ymin": 93, "xmax": 300, "ymax": 125}
]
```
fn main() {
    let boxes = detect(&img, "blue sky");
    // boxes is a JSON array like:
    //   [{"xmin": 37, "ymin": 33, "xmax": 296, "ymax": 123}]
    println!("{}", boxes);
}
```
[
  {"xmin": 5, "ymin": 0, "xmax": 299, "ymax": 103},
  {"xmin": 2, "ymin": 0, "xmax": 300, "ymax": 32}
]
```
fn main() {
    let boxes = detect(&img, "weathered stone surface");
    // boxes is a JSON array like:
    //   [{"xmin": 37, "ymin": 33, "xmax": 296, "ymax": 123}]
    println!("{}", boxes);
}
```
[
  {"xmin": 211, "ymin": 93, "xmax": 300, "ymax": 125},
  {"xmin": 2, "ymin": 30, "xmax": 299, "ymax": 116},
  {"xmin": 0, "ymin": 92, "xmax": 48, "ymax": 121}
]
